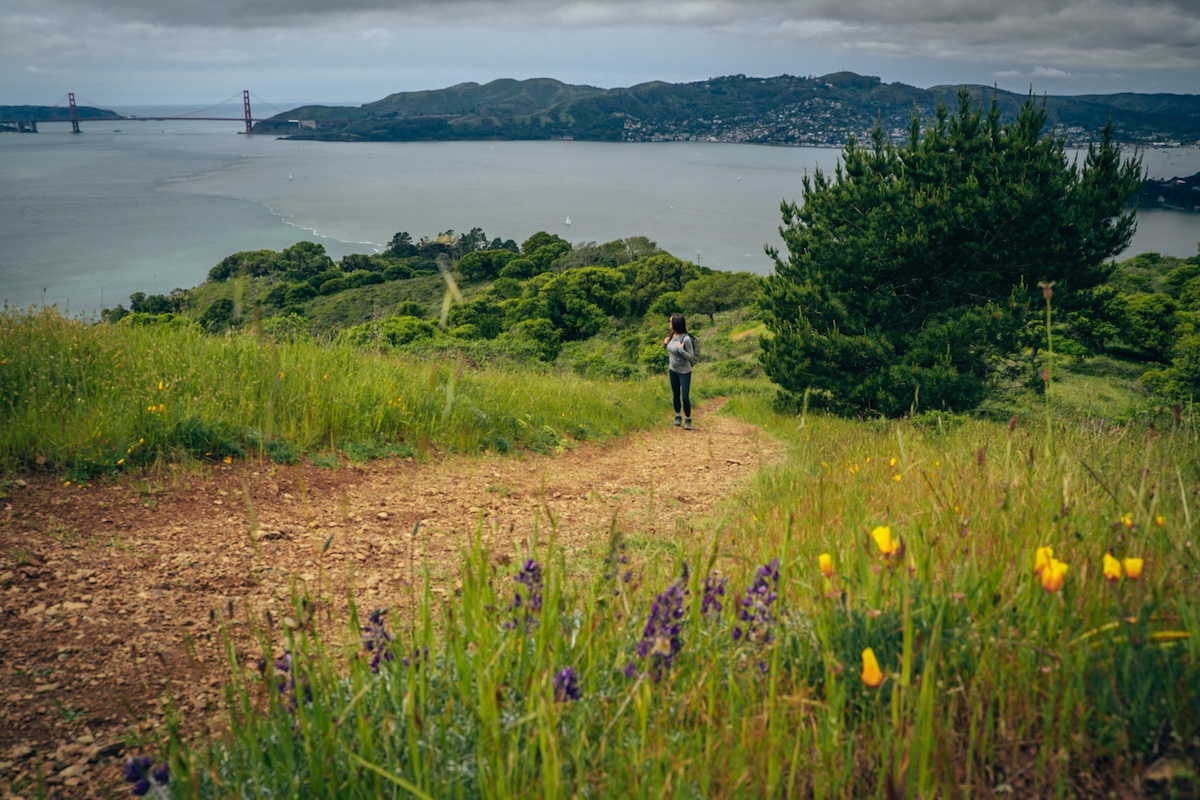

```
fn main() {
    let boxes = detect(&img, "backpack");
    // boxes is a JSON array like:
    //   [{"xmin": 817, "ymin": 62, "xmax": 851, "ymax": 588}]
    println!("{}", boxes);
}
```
[{"xmin": 686, "ymin": 332, "xmax": 700, "ymax": 362}]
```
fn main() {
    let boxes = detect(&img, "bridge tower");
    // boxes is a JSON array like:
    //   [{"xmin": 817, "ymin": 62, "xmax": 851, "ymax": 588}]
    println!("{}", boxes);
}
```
[
  {"xmin": 243, "ymin": 90, "xmax": 252, "ymax": 134},
  {"xmin": 68, "ymin": 92, "xmax": 80, "ymax": 134}
]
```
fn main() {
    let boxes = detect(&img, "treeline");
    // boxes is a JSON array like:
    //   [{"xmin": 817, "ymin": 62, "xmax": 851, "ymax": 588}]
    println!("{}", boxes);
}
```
[{"xmin": 100, "ymin": 228, "xmax": 763, "ymax": 374}]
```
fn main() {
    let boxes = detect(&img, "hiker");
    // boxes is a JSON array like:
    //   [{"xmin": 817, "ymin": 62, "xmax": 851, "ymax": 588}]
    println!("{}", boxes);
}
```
[{"xmin": 663, "ymin": 312, "xmax": 697, "ymax": 430}]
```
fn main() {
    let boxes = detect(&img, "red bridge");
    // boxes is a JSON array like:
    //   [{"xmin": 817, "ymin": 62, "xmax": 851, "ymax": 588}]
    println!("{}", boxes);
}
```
[{"xmin": 1, "ymin": 91, "xmax": 262, "ymax": 134}]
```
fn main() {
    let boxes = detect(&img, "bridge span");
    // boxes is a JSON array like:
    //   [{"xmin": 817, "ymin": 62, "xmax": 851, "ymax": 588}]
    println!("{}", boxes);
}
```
[{"xmin": 1, "ymin": 90, "xmax": 259, "ymax": 134}]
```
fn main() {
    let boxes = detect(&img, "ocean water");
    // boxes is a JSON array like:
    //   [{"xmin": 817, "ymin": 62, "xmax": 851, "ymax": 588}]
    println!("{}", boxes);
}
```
[{"xmin": 1, "ymin": 106, "xmax": 1197, "ymax": 319}]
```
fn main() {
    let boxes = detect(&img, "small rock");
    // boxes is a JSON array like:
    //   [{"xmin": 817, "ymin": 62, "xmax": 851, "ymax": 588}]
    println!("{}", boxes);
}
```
[
  {"xmin": 377, "ymin": 511, "xmax": 389, "ymax": 520},
  {"xmin": 282, "ymin": 616, "xmax": 300, "ymax": 630},
  {"xmin": 34, "ymin": 683, "xmax": 60, "ymax": 693},
  {"xmin": 88, "ymin": 741, "xmax": 124, "ymax": 761},
  {"xmin": 9, "ymin": 744, "xmax": 34, "ymax": 760}
]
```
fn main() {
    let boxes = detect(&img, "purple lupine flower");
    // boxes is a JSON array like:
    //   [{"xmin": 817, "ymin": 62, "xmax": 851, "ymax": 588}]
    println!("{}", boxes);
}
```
[
  {"xmin": 124, "ymin": 756, "xmax": 168, "ymax": 796},
  {"xmin": 623, "ymin": 661, "xmax": 639, "ymax": 679},
  {"xmin": 552, "ymin": 666, "xmax": 582, "ymax": 702},
  {"xmin": 363, "ymin": 608, "xmax": 394, "ymax": 673},
  {"xmin": 123, "ymin": 757, "xmax": 152, "ymax": 785},
  {"xmin": 401, "ymin": 646, "xmax": 429, "ymax": 668},
  {"xmin": 603, "ymin": 537, "xmax": 632, "ymax": 594},
  {"xmin": 701, "ymin": 573, "xmax": 728, "ymax": 618},
  {"xmin": 630, "ymin": 566, "xmax": 690, "ymax": 682},
  {"xmin": 733, "ymin": 558, "xmax": 780, "ymax": 645},
  {"xmin": 505, "ymin": 559, "xmax": 544, "ymax": 631},
  {"xmin": 273, "ymin": 652, "xmax": 312, "ymax": 710}
]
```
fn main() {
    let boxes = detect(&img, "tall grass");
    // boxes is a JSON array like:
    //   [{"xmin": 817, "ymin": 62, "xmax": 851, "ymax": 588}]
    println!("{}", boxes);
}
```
[
  {"xmin": 0, "ymin": 308, "xmax": 664, "ymax": 477},
  {"xmin": 139, "ymin": 392, "xmax": 1200, "ymax": 798}
]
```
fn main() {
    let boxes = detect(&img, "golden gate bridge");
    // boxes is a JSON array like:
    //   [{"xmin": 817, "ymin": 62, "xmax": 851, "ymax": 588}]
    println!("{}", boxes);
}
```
[{"xmin": 0, "ymin": 90, "xmax": 283, "ymax": 134}]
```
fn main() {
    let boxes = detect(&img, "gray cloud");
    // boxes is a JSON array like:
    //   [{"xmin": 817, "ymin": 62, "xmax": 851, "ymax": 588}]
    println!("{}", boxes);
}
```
[{"xmin": 2, "ymin": 0, "xmax": 1196, "ymax": 105}]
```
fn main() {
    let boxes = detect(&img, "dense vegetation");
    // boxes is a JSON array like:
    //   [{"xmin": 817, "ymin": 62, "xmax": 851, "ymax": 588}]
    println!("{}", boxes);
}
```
[{"xmin": 252, "ymin": 73, "xmax": 1200, "ymax": 146}]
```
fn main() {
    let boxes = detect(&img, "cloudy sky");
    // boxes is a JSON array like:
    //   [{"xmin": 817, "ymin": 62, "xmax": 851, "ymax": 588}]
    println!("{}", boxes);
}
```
[{"xmin": 2, "ymin": 0, "xmax": 1197, "ymax": 109}]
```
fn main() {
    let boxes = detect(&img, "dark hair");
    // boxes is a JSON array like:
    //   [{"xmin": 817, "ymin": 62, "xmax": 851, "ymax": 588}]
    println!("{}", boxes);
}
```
[{"xmin": 670, "ymin": 313, "xmax": 688, "ymax": 335}]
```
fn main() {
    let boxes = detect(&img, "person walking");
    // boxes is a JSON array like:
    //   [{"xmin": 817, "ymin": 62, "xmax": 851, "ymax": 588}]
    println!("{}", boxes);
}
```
[{"xmin": 663, "ymin": 312, "xmax": 697, "ymax": 430}]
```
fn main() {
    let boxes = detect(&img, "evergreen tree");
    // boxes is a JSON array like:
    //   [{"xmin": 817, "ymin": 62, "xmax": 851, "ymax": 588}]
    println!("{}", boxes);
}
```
[{"xmin": 760, "ymin": 89, "xmax": 1143, "ymax": 416}]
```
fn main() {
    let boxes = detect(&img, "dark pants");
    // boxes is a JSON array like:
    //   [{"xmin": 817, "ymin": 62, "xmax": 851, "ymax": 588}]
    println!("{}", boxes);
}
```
[{"xmin": 669, "ymin": 369, "xmax": 691, "ymax": 418}]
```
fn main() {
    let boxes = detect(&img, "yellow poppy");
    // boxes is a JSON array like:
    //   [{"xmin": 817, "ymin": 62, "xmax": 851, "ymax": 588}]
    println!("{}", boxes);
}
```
[
  {"xmin": 1154, "ymin": 515, "xmax": 1166, "ymax": 527},
  {"xmin": 819, "ymin": 553, "xmax": 834, "ymax": 578},
  {"xmin": 1040, "ymin": 558, "xmax": 1069, "ymax": 593},
  {"xmin": 861, "ymin": 648, "xmax": 884, "ymax": 688},
  {"xmin": 1120, "ymin": 513, "xmax": 1134, "ymax": 528},
  {"xmin": 1102, "ymin": 553, "xmax": 1122, "ymax": 582},
  {"xmin": 1122, "ymin": 558, "xmax": 1144, "ymax": 580},
  {"xmin": 1034, "ymin": 546, "xmax": 1054, "ymax": 575},
  {"xmin": 871, "ymin": 526, "xmax": 898, "ymax": 557}
]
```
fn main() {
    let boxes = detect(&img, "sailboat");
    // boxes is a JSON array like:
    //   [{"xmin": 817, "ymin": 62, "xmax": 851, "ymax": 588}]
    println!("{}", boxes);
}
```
[{"xmin": 565, "ymin": 216, "xmax": 571, "ymax": 227}]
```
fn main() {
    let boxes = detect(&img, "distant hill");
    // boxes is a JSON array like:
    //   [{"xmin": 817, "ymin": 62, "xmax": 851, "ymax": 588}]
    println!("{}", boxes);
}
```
[
  {"xmin": 253, "ymin": 73, "xmax": 1200, "ymax": 147},
  {"xmin": 0, "ymin": 105, "xmax": 121, "ymax": 131}
]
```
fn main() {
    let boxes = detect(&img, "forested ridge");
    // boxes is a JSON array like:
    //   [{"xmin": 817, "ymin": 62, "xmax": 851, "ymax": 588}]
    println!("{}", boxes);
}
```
[{"xmin": 252, "ymin": 72, "xmax": 1200, "ymax": 146}]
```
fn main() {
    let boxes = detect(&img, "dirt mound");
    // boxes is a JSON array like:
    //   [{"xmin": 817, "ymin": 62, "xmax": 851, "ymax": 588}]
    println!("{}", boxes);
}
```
[{"xmin": 0, "ymin": 398, "xmax": 782, "ymax": 797}]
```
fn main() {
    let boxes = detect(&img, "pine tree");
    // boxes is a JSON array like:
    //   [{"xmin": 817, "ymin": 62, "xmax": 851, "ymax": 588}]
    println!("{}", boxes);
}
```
[{"xmin": 760, "ymin": 88, "xmax": 1144, "ymax": 416}]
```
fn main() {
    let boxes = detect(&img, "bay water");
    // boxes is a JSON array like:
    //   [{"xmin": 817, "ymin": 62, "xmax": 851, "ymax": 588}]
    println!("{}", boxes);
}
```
[{"xmin": 2, "ymin": 105, "xmax": 1197, "ymax": 320}]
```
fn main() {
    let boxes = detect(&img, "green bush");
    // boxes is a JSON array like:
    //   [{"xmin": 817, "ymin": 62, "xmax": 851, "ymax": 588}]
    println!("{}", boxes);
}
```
[{"xmin": 319, "ymin": 277, "xmax": 348, "ymax": 296}]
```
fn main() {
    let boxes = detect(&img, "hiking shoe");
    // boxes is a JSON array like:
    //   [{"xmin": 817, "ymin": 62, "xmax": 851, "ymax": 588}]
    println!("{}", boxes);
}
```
[
  {"xmin": 674, "ymin": 415, "xmax": 682, "ymax": 427},
  {"xmin": 684, "ymin": 418, "xmax": 692, "ymax": 430}
]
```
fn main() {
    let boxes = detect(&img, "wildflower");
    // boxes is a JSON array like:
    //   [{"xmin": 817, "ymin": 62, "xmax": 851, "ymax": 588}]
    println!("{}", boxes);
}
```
[
  {"xmin": 1034, "ymin": 546, "xmax": 1054, "ymax": 575},
  {"xmin": 552, "ymin": 666, "xmax": 582, "ymax": 702},
  {"xmin": 870, "ymin": 526, "xmax": 899, "ymax": 557},
  {"xmin": 701, "ymin": 572, "xmax": 728, "ymax": 617},
  {"xmin": 123, "ymin": 755, "xmax": 169, "ymax": 796},
  {"xmin": 1040, "ymin": 558, "xmax": 1069, "ymax": 593},
  {"xmin": 117, "ymin": 458, "xmax": 125, "ymax": 466},
  {"xmin": 362, "ymin": 608, "xmax": 394, "ymax": 673},
  {"xmin": 631, "ymin": 567, "xmax": 689, "ymax": 682},
  {"xmin": 602, "ymin": 536, "xmax": 631, "ymax": 595},
  {"xmin": 157, "ymin": 380, "xmax": 164, "ymax": 391},
  {"xmin": 1120, "ymin": 513, "xmax": 1134, "ymax": 529},
  {"xmin": 861, "ymin": 648, "xmax": 884, "ymax": 688},
  {"xmin": 223, "ymin": 455, "xmax": 233, "ymax": 464},
  {"xmin": 1154, "ymin": 515, "xmax": 1166, "ymax": 527},
  {"xmin": 505, "ymin": 559, "xmax": 544, "ymax": 631},
  {"xmin": 733, "ymin": 559, "xmax": 780, "ymax": 645},
  {"xmin": 1123, "ymin": 557, "xmax": 1144, "ymax": 580},
  {"xmin": 272, "ymin": 652, "xmax": 313, "ymax": 710},
  {"xmin": 889, "ymin": 457, "xmax": 897, "ymax": 467},
  {"xmin": 1103, "ymin": 553, "xmax": 1123, "ymax": 582},
  {"xmin": 818, "ymin": 552, "xmax": 834, "ymax": 578}
]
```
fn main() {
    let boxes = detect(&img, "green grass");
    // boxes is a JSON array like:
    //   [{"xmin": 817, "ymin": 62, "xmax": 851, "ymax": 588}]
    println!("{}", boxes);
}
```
[
  {"xmin": 7, "ymin": 305, "xmax": 1199, "ymax": 796},
  {"xmin": 0, "ymin": 307, "xmax": 665, "ymax": 478},
  {"xmin": 137, "ymin": 390, "xmax": 1200, "ymax": 799}
]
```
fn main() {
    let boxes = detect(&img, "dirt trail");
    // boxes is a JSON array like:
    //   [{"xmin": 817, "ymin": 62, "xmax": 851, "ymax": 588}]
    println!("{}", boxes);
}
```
[{"xmin": 0, "ymin": 398, "xmax": 784, "ymax": 798}]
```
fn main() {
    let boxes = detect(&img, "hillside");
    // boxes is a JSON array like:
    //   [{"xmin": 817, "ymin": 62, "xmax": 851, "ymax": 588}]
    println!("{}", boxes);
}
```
[{"xmin": 252, "ymin": 72, "xmax": 1200, "ymax": 146}]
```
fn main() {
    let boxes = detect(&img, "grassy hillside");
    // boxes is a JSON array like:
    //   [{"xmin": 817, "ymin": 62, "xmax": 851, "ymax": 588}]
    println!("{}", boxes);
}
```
[{"xmin": 156, "ymin": 385, "xmax": 1199, "ymax": 798}]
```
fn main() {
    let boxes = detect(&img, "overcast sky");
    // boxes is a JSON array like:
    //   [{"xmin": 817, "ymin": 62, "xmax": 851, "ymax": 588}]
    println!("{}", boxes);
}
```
[{"xmin": 2, "ymin": 0, "xmax": 1197, "ymax": 109}]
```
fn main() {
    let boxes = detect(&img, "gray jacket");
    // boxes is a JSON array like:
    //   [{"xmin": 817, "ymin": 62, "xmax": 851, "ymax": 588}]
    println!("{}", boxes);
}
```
[{"xmin": 666, "ymin": 334, "xmax": 696, "ymax": 374}]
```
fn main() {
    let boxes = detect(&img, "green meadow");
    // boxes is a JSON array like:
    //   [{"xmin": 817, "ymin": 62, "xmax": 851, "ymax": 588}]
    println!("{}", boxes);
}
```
[{"xmin": 2, "ymin": 306, "xmax": 1197, "ymax": 797}]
